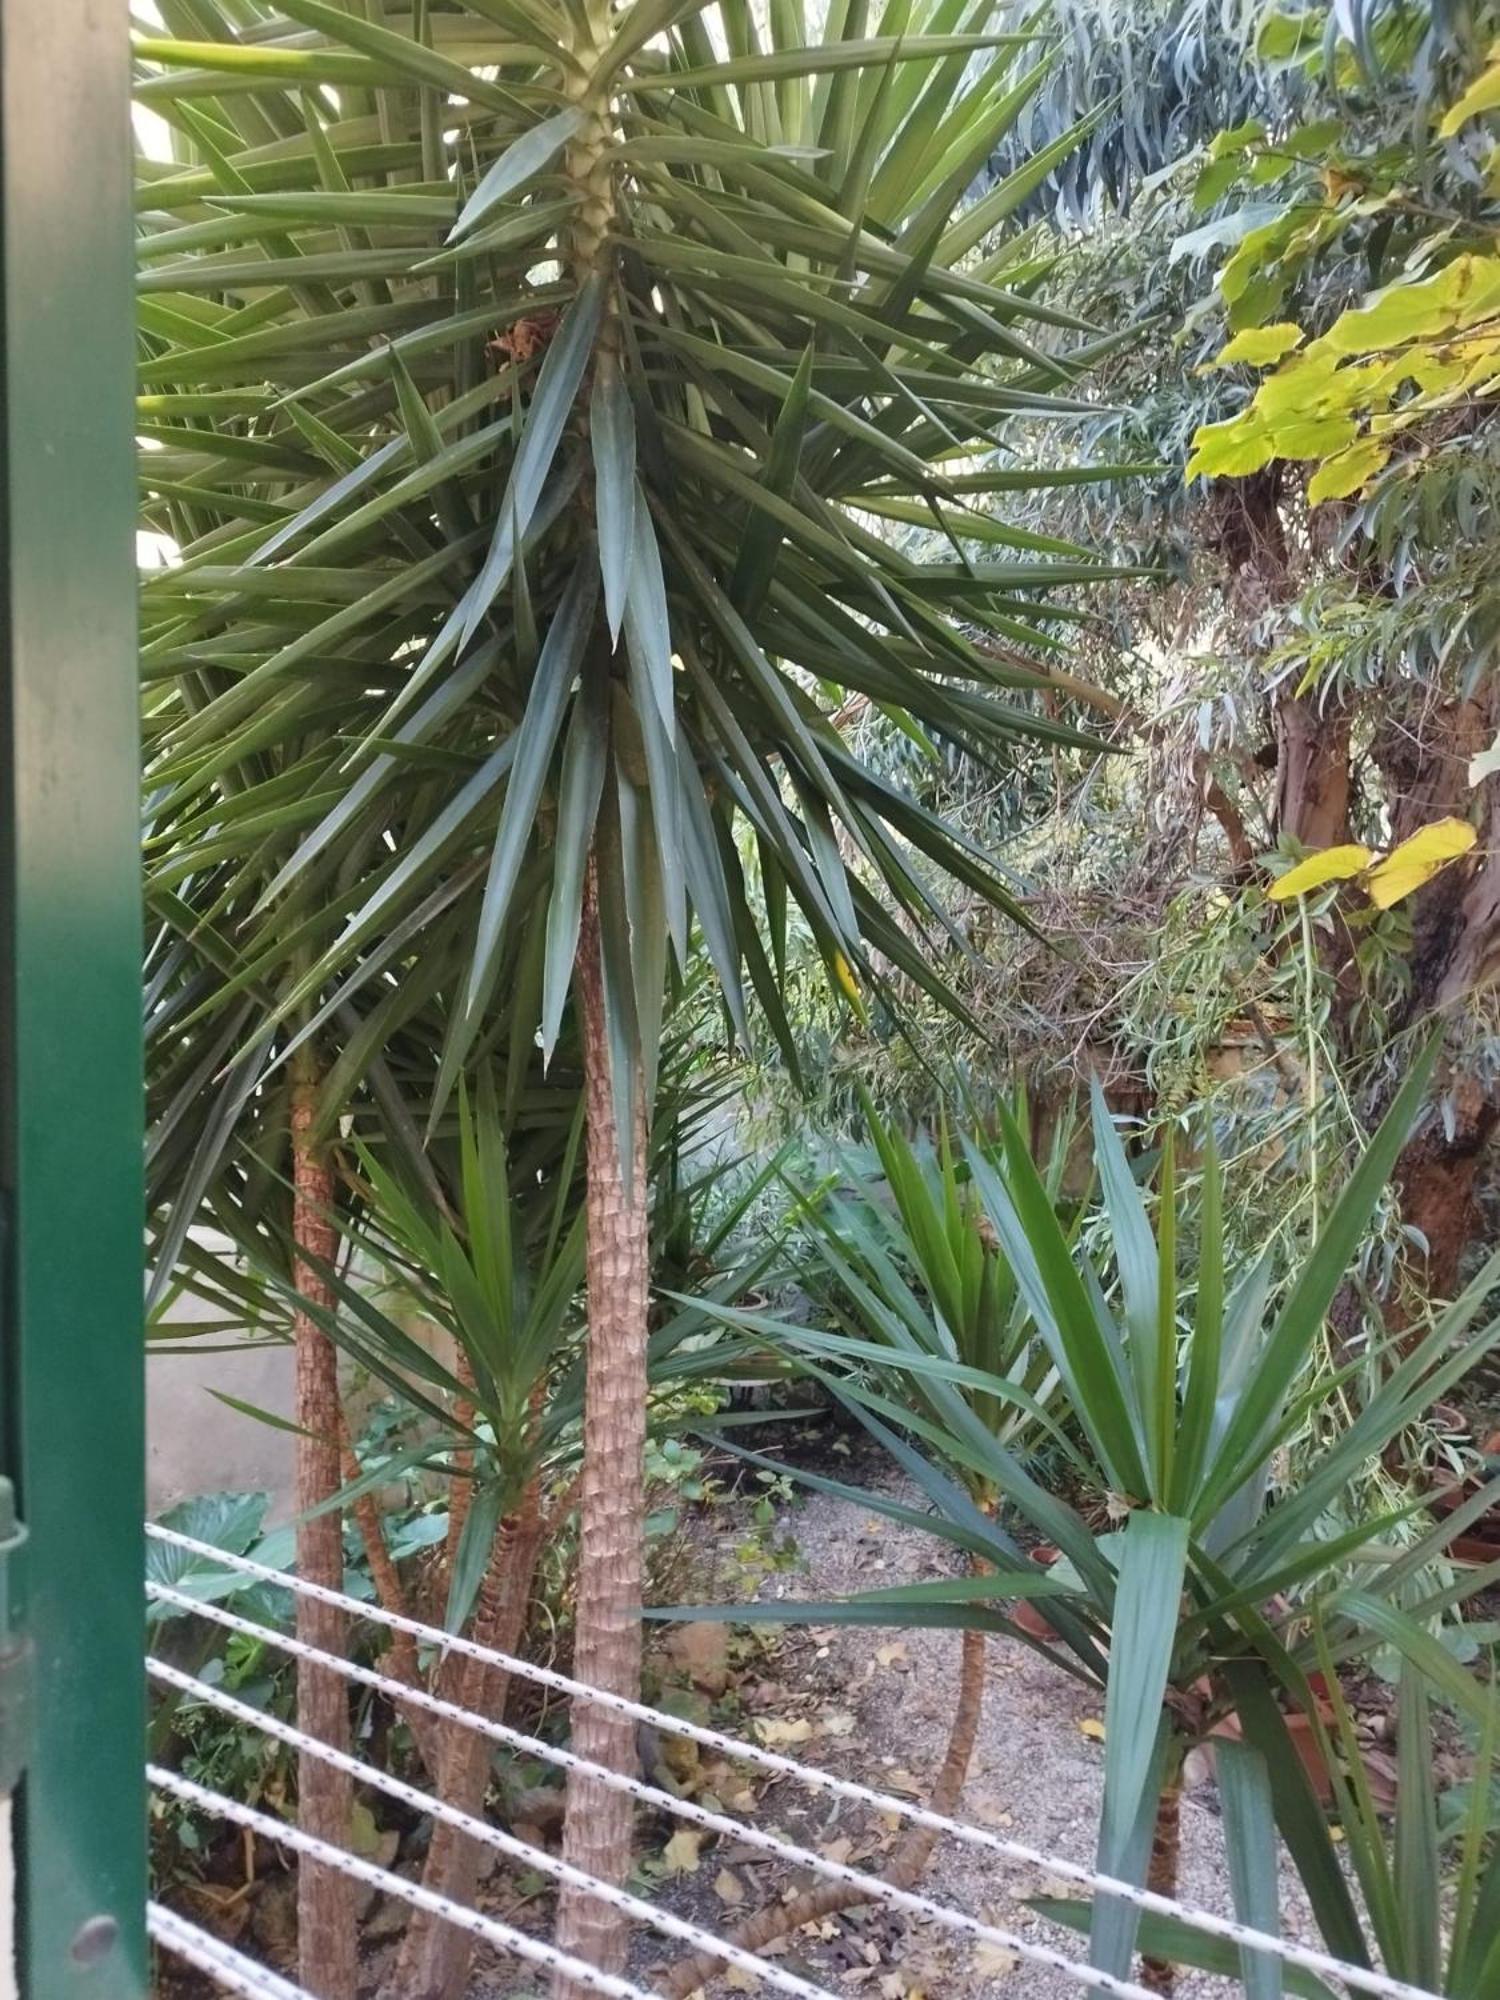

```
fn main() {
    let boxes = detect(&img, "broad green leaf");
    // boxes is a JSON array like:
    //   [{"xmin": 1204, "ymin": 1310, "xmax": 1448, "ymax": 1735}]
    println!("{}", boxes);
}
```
[
  {"xmin": 1089, "ymin": 1511, "xmax": 1190, "ymax": 1981},
  {"xmin": 1218, "ymin": 1741, "xmax": 1284, "ymax": 2000}
]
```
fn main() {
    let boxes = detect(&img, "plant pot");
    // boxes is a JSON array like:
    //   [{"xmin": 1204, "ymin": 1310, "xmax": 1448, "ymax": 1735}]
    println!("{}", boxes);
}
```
[
  {"xmin": 1011, "ymin": 1544, "xmax": 1063, "ymax": 1642},
  {"xmin": 1425, "ymin": 1442, "xmax": 1500, "ymax": 1565},
  {"xmin": 1209, "ymin": 1707, "xmax": 1334, "ymax": 1805}
]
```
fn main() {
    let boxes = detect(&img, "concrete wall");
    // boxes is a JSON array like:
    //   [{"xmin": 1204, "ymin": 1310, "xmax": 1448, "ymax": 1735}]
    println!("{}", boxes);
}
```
[{"xmin": 146, "ymin": 1240, "xmax": 297, "ymax": 1522}]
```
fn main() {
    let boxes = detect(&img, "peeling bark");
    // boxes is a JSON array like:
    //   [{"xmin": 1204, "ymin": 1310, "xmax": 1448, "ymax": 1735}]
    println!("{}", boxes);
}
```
[
  {"xmin": 1139, "ymin": 1774, "xmax": 1183, "ymax": 1995},
  {"xmin": 340, "ymin": 1423, "xmax": 439, "ymax": 1779}
]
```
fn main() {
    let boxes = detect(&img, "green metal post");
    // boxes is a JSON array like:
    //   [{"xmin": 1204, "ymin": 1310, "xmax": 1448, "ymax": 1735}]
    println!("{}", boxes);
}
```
[{"xmin": 0, "ymin": 2, "xmax": 146, "ymax": 1994}]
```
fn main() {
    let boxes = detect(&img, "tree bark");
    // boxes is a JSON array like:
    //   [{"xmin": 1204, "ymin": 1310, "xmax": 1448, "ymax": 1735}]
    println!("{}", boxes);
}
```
[
  {"xmin": 656, "ymin": 1625, "xmax": 988, "ymax": 1999},
  {"xmin": 387, "ymin": 1482, "xmax": 548, "ymax": 2000},
  {"xmin": 1139, "ymin": 1772, "xmax": 1183, "ymax": 1995},
  {"xmin": 291, "ymin": 1069, "xmax": 357, "ymax": 2000},
  {"xmin": 340, "ymin": 1424, "xmax": 439, "ymax": 1779},
  {"xmin": 1273, "ymin": 694, "xmax": 1351, "ymax": 850},
  {"xmin": 551, "ymin": 876, "xmax": 650, "ymax": 1996}
]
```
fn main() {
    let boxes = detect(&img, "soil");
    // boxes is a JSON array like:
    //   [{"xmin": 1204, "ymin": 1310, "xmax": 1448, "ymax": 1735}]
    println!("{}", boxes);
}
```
[
  {"xmin": 448, "ymin": 1435, "xmax": 1323, "ymax": 1998},
  {"xmin": 155, "ymin": 1435, "xmax": 1335, "ymax": 1998}
]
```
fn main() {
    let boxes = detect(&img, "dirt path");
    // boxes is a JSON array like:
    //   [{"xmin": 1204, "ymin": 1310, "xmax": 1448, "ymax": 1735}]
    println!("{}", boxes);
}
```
[{"xmin": 619, "ymin": 1448, "xmax": 1319, "ymax": 2000}]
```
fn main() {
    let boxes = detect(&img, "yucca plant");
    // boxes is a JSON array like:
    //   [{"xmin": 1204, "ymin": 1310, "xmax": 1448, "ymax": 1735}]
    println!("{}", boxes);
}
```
[
  {"xmin": 650, "ymin": 1090, "xmax": 1084, "ymax": 1996},
  {"xmin": 1068, "ymin": 1636, "xmax": 1500, "ymax": 2000},
  {"xmin": 135, "ymin": 4, "xmax": 1139, "ymax": 1985},
  {"xmin": 686, "ymin": 1043, "xmax": 1500, "ymax": 1994},
  {"xmin": 785, "ymin": 1086, "xmax": 1080, "ymax": 1464}
]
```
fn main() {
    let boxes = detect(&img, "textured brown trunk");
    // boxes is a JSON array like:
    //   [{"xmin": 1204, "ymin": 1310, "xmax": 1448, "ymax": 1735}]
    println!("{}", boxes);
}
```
[
  {"xmin": 340, "ymin": 1425, "xmax": 439, "ymax": 1778},
  {"xmin": 1374, "ymin": 691, "xmax": 1500, "ymax": 1323},
  {"xmin": 551, "ymin": 878, "xmax": 650, "ymax": 1997},
  {"xmin": 387, "ymin": 1481, "xmax": 548, "ymax": 2000},
  {"xmin": 658, "ymin": 1625, "xmax": 988, "ymax": 1999},
  {"xmin": 291, "ymin": 1072, "xmax": 357, "ymax": 2000},
  {"xmin": 1274, "ymin": 695, "xmax": 1351, "ymax": 850},
  {"xmin": 1139, "ymin": 1775, "xmax": 1182, "ymax": 1995}
]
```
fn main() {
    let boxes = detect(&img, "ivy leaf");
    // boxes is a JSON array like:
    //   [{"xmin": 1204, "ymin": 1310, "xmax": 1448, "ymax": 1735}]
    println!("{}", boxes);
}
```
[
  {"xmin": 1268, "ymin": 414, "xmax": 1358, "ymax": 459},
  {"xmin": 1185, "ymin": 413, "xmax": 1275, "ymax": 481}
]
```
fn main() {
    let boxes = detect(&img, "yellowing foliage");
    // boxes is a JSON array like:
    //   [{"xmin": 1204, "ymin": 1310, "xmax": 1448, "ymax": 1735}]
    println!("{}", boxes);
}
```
[
  {"xmin": 1363, "ymin": 817, "xmax": 1478, "ymax": 908},
  {"xmin": 1266, "ymin": 819, "xmax": 1477, "ymax": 908},
  {"xmin": 1266, "ymin": 845, "xmax": 1374, "ymax": 901}
]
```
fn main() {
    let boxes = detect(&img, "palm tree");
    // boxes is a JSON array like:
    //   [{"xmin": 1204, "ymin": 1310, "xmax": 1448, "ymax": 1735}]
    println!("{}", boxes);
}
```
[{"xmin": 136, "ymin": 5, "xmax": 1137, "ymax": 1986}]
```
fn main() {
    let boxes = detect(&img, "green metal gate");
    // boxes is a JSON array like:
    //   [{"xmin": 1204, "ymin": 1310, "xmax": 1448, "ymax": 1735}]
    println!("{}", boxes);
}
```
[{"xmin": 0, "ymin": 1, "xmax": 145, "ymax": 1992}]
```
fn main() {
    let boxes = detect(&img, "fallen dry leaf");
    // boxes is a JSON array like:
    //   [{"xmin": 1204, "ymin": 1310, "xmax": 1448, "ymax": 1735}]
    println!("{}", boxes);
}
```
[
  {"xmin": 756, "ymin": 1717, "xmax": 815, "ymax": 1748},
  {"xmin": 972, "ymin": 1940, "xmax": 1020, "ymax": 1980},
  {"xmin": 714, "ymin": 1868, "xmax": 746, "ymax": 1906},
  {"xmin": 661, "ymin": 1829, "xmax": 704, "ymax": 1877},
  {"xmin": 875, "ymin": 1642, "xmax": 909, "ymax": 1670},
  {"xmin": 1078, "ymin": 1718, "xmax": 1106, "ymax": 1742},
  {"xmin": 819, "ymin": 1836, "xmax": 855, "ymax": 1865},
  {"xmin": 968, "ymin": 1792, "xmax": 1014, "ymax": 1829}
]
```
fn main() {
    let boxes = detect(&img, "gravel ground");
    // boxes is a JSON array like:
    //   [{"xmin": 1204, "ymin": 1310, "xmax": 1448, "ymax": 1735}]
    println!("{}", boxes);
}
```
[{"xmin": 611, "ymin": 1443, "xmax": 1324, "ymax": 2000}]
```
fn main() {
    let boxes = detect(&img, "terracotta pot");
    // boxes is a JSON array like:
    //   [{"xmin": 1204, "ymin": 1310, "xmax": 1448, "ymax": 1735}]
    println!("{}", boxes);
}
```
[
  {"xmin": 1011, "ymin": 1544, "xmax": 1064, "ymax": 1641},
  {"xmin": 1426, "ymin": 1461, "xmax": 1500, "ymax": 1564},
  {"xmin": 1209, "ymin": 1707, "xmax": 1334, "ymax": 1805}
]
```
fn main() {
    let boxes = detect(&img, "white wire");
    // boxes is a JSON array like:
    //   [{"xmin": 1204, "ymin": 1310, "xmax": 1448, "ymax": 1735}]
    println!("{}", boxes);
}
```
[
  {"xmin": 148, "ymin": 1764, "xmax": 661, "ymax": 2000},
  {"xmin": 150, "ymin": 1581, "xmax": 1187, "ymax": 2000},
  {"xmin": 148, "ymin": 1655, "xmax": 838, "ymax": 2000},
  {"xmin": 146, "ymin": 1524, "xmax": 1442, "ymax": 2000},
  {"xmin": 147, "ymin": 1584, "xmax": 1159, "ymax": 2000},
  {"xmin": 147, "ymin": 1900, "xmax": 309, "ymax": 2000}
]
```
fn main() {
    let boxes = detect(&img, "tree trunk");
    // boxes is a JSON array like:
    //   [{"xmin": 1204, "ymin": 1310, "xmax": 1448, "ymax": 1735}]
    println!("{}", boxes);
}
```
[
  {"xmin": 1139, "ymin": 1773, "xmax": 1183, "ymax": 1995},
  {"xmin": 656, "ymin": 1625, "xmax": 988, "ymax": 1999},
  {"xmin": 291, "ymin": 1070, "xmax": 357, "ymax": 2000},
  {"xmin": 551, "ymin": 877, "xmax": 650, "ymax": 1996},
  {"xmin": 387, "ymin": 1482, "xmax": 548, "ymax": 2000},
  {"xmin": 340, "ymin": 1425, "xmax": 439, "ymax": 1779},
  {"xmin": 1374, "ymin": 691, "xmax": 1500, "ymax": 1318},
  {"xmin": 1273, "ymin": 694, "xmax": 1351, "ymax": 850}
]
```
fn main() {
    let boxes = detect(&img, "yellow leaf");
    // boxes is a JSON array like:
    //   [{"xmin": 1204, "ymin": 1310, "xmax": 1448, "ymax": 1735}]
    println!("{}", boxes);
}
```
[
  {"xmin": 755, "ymin": 1717, "xmax": 814, "ymax": 1748},
  {"xmin": 1363, "ymin": 816, "xmax": 1477, "ymax": 908},
  {"xmin": 1079, "ymin": 1718, "xmax": 1106, "ymax": 1742},
  {"xmin": 1208, "ymin": 322, "xmax": 1305, "ymax": 369},
  {"xmin": 1441, "ymin": 49, "xmax": 1500, "ymax": 137},
  {"xmin": 713, "ymin": 1868, "xmax": 746, "ymax": 1906},
  {"xmin": 1265, "ymin": 844, "xmax": 1374, "ymax": 901},
  {"xmin": 831, "ymin": 950, "xmax": 865, "ymax": 1016},
  {"xmin": 661, "ymin": 1829, "xmax": 704, "ymax": 1876}
]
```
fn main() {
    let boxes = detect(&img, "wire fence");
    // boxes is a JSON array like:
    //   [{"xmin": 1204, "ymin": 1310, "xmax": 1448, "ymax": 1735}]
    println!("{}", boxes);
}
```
[{"xmin": 145, "ymin": 1523, "xmax": 1446, "ymax": 2000}]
